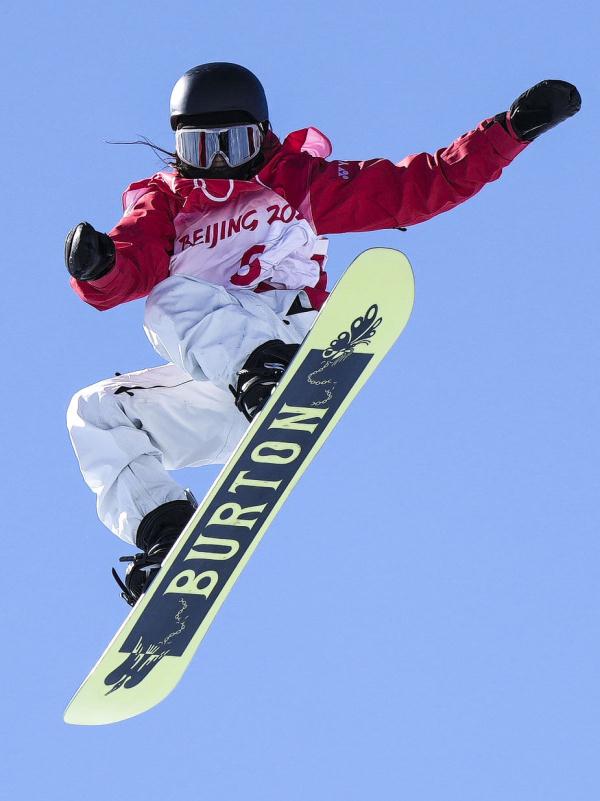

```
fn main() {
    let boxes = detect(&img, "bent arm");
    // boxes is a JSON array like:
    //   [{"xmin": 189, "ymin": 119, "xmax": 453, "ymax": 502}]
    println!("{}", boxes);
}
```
[
  {"xmin": 307, "ymin": 116, "xmax": 529, "ymax": 235},
  {"xmin": 70, "ymin": 188, "xmax": 177, "ymax": 311}
]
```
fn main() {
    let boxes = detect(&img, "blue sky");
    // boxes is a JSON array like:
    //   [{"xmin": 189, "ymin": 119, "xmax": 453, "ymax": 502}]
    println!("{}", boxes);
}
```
[{"xmin": 2, "ymin": 0, "xmax": 599, "ymax": 799}]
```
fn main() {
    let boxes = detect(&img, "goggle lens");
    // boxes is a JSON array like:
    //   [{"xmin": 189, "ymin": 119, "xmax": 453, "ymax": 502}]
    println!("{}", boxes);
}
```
[{"xmin": 176, "ymin": 124, "xmax": 263, "ymax": 170}]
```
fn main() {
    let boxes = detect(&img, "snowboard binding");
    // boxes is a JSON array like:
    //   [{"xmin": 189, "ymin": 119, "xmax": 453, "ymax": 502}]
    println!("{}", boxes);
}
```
[
  {"xmin": 229, "ymin": 339, "xmax": 299, "ymax": 421},
  {"xmin": 112, "ymin": 496, "xmax": 197, "ymax": 606}
]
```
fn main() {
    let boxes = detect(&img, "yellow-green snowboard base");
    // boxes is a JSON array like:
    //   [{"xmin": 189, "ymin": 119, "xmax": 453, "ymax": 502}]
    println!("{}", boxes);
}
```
[{"xmin": 64, "ymin": 247, "xmax": 415, "ymax": 725}]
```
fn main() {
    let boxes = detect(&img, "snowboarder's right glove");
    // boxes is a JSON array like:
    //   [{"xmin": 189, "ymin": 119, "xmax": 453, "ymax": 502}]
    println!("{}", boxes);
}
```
[
  {"xmin": 502, "ymin": 80, "xmax": 581, "ymax": 142},
  {"xmin": 65, "ymin": 221, "xmax": 116, "ymax": 281}
]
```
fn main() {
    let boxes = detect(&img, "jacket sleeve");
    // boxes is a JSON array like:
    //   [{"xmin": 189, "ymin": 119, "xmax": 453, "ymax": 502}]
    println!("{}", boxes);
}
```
[
  {"xmin": 70, "ymin": 187, "xmax": 177, "ymax": 311},
  {"xmin": 306, "ymin": 117, "xmax": 529, "ymax": 235}
]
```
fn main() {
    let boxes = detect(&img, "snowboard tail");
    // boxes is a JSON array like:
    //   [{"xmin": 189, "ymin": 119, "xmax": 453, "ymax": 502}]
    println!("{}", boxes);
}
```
[{"xmin": 64, "ymin": 248, "xmax": 415, "ymax": 725}]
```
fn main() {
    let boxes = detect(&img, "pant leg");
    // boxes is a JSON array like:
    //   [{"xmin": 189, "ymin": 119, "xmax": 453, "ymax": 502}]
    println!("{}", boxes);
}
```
[
  {"xmin": 66, "ymin": 363, "xmax": 248, "ymax": 545},
  {"xmin": 143, "ymin": 277, "xmax": 317, "ymax": 389}
]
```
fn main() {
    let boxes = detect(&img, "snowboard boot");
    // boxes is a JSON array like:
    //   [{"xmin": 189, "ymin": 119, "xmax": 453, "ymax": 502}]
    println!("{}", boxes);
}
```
[
  {"xmin": 112, "ymin": 496, "xmax": 197, "ymax": 606},
  {"xmin": 229, "ymin": 339, "xmax": 299, "ymax": 422}
]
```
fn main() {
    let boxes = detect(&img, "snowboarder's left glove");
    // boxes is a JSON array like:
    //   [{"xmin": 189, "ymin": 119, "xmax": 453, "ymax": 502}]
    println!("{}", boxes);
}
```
[
  {"xmin": 504, "ymin": 80, "xmax": 581, "ymax": 142},
  {"xmin": 65, "ymin": 221, "xmax": 116, "ymax": 281}
]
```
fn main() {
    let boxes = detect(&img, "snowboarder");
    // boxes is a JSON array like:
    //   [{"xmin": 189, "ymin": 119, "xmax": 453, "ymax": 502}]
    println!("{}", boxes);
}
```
[{"xmin": 65, "ymin": 63, "xmax": 581, "ymax": 605}]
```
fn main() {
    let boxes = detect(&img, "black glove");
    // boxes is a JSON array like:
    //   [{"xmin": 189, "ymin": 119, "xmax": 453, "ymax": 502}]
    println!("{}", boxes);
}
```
[
  {"xmin": 506, "ymin": 80, "xmax": 581, "ymax": 142},
  {"xmin": 65, "ymin": 221, "xmax": 116, "ymax": 281}
]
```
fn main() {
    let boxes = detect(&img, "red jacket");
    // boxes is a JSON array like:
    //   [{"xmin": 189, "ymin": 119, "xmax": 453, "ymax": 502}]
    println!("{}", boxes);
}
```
[{"xmin": 71, "ymin": 116, "xmax": 528, "ymax": 311}]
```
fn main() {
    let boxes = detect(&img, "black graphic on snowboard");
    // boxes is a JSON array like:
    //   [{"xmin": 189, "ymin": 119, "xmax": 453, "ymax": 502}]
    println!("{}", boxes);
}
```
[{"xmin": 104, "ymin": 307, "xmax": 381, "ymax": 695}]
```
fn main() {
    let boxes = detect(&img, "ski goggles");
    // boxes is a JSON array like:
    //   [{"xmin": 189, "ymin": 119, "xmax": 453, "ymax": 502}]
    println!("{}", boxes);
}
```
[{"xmin": 175, "ymin": 123, "xmax": 263, "ymax": 170}]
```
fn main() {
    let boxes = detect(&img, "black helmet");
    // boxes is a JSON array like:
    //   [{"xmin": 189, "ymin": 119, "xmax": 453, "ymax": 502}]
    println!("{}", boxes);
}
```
[{"xmin": 170, "ymin": 62, "xmax": 269, "ymax": 130}]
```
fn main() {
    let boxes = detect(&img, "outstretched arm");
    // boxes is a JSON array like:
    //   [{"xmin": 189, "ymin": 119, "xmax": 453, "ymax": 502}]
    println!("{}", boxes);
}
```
[{"xmin": 307, "ymin": 80, "xmax": 580, "ymax": 235}]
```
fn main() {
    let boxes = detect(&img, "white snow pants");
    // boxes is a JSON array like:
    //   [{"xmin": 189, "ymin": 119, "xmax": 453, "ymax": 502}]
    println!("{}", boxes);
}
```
[
  {"xmin": 143, "ymin": 275, "xmax": 314, "ymax": 389},
  {"xmin": 67, "ymin": 277, "xmax": 316, "ymax": 545}
]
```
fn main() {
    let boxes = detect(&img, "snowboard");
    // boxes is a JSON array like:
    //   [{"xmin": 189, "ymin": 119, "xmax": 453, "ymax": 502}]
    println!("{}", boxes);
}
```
[{"xmin": 64, "ymin": 247, "xmax": 415, "ymax": 725}]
